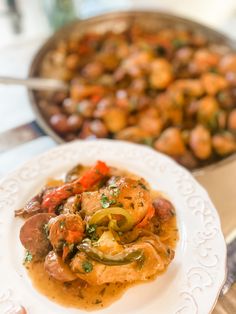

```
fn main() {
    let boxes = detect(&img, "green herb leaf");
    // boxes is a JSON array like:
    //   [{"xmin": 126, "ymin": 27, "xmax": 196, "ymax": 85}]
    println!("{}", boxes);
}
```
[
  {"xmin": 87, "ymin": 224, "xmax": 97, "ymax": 235},
  {"xmin": 100, "ymin": 194, "xmax": 110, "ymax": 208},
  {"xmin": 100, "ymin": 194, "xmax": 116, "ymax": 208},
  {"xmin": 86, "ymin": 224, "xmax": 99, "ymax": 241},
  {"xmin": 109, "ymin": 183, "xmax": 117, "ymax": 189},
  {"xmin": 24, "ymin": 250, "xmax": 33, "ymax": 264},
  {"xmin": 82, "ymin": 260, "xmax": 93, "ymax": 273}
]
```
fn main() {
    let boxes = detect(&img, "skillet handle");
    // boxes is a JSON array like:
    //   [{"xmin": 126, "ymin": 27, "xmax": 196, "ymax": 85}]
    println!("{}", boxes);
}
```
[{"xmin": 0, "ymin": 121, "xmax": 46, "ymax": 153}]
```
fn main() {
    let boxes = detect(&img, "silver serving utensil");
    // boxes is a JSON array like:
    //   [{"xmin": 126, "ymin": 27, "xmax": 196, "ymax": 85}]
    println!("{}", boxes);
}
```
[{"xmin": 0, "ymin": 76, "xmax": 68, "ymax": 91}]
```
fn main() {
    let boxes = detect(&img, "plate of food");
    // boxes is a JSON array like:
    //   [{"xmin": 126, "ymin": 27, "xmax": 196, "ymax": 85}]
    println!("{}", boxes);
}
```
[{"xmin": 0, "ymin": 140, "xmax": 226, "ymax": 314}]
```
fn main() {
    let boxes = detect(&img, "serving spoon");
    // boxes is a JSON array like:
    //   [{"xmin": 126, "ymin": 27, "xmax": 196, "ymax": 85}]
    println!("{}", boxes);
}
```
[{"xmin": 0, "ymin": 76, "xmax": 69, "ymax": 91}]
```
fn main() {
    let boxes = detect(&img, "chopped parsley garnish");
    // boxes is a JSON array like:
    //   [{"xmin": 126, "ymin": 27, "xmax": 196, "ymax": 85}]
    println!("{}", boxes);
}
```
[
  {"xmin": 110, "ymin": 186, "xmax": 120, "ymax": 197},
  {"xmin": 82, "ymin": 260, "xmax": 93, "ymax": 273},
  {"xmin": 87, "ymin": 224, "xmax": 97, "ymax": 235},
  {"xmin": 24, "ymin": 250, "xmax": 33, "ymax": 264},
  {"xmin": 100, "ymin": 194, "xmax": 116, "ymax": 208},
  {"xmin": 86, "ymin": 224, "xmax": 99, "ymax": 241},
  {"xmin": 108, "ymin": 183, "xmax": 117, "ymax": 189},
  {"xmin": 59, "ymin": 220, "xmax": 66, "ymax": 230}
]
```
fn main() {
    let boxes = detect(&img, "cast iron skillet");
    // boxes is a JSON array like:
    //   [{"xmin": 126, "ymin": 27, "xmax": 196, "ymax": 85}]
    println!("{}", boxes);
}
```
[{"xmin": 28, "ymin": 10, "xmax": 236, "ymax": 173}]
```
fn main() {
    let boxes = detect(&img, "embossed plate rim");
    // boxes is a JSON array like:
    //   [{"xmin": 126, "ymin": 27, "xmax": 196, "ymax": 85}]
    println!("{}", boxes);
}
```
[{"xmin": 0, "ymin": 139, "xmax": 226, "ymax": 314}]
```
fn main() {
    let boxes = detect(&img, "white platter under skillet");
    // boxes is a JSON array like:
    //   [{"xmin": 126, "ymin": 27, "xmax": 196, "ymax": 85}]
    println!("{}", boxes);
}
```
[{"xmin": 0, "ymin": 140, "xmax": 226, "ymax": 314}]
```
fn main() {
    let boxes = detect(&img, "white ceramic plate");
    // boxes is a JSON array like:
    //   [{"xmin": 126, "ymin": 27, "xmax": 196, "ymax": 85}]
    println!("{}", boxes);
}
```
[{"xmin": 0, "ymin": 140, "xmax": 226, "ymax": 314}]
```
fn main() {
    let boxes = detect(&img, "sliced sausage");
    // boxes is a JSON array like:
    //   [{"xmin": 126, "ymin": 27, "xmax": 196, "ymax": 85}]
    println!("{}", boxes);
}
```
[
  {"xmin": 20, "ymin": 213, "xmax": 55, "ymax": 259},
  {"xmin": 152, "ymin": 198, "xmax": 175, "ymax": 222},
  {"xmin": 15, "ymin": 192, "xmax": 43, "ymax": 218},
  {"xmin": 44, "ymin": 251, "xmax": 77, "ymax": 282}
]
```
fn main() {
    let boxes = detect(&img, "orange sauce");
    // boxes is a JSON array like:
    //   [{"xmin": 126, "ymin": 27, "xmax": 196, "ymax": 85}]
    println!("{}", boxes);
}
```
[
  {"xmin": 26, "ymin": 214, "xmax": 178, "ymax": 311},
  {"xmin": 26, "ymin": 262, "xmax": 130, "ymax": 310}
]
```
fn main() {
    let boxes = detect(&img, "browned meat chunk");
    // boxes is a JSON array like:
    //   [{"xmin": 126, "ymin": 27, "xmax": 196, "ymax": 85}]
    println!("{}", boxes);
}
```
[
  {"xmin": 81, "ymin": 176, "xmax": 151, "ymax": 225},
  {"xmin": 48, "ymin": 214, "xmax": 85, "ymax": 250},
  {"xmin": 44, "ymin": 251, "xmax": 77, "ymax": 282},
  {"xmin": 20, "ymin": 213, "xmax": 55, "ymax": 259}
]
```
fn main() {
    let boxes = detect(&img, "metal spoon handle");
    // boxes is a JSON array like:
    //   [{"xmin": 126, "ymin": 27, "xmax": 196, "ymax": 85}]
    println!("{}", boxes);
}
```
[{"xmin": 0, "ymin": 76, "xmax": 68, "ymax": 91}]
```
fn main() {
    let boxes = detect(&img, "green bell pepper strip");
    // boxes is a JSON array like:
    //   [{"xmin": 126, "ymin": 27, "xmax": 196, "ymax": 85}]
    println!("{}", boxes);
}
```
[
  {"xmin": 88, "ymin": 207, "xmax": 135, "ymax": 232},
  {"xmin": 78, "ymin": 239, "xmax": 144, "ymax": 266}
]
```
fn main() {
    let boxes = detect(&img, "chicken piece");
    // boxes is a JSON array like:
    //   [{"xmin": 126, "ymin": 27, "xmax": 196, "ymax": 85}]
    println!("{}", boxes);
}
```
[
  {"xmin": 189, "ymin": 49, "xmax": 220, "ymax": 74},
  {"xmin": 122, "ymin": 51, "xmax": 152, "ymax": 78},
  {"xmin": 44, "ymin": 251, "xmax": 77, "ymax": 282},
  {"xmin": 115, "ymin": 126, "xmax": 150, "ymax": 143},
  {"xmin": 155, "ymin": 93, "xmax": 183, "ymax": 124},
  {"xmin": 150, "ymin": 59, "xmax": 173, "ymax": 89},
  {"xmin": 20, "ymin": 213, "xmax": 55, "ymax": 260},
  {"xmin": 219, "ymin": 54, "xmax": 236, "ymax": 74},
  {"xmin": 154, "ymin": 127, "xmax": 186, "ymax": 157},
  {"xmin": 62, "ymin": 195, "xmax": 81, "ymax": 214},
  {"xmin": 197, "ymin": 96, "xmax": 219, "ymax": 125},
  {"xmin": 70, "ymin": 83, "xmax": 105, "ymax": 103},
  {"xmin": 212, "ymin": 133, "xmax": 236, "ymax": 156},
  {"xmin": 82, "ymin": 61, "xmax": 104, "ymax": 79},
  {"xmin": 71, "ymin": 236, "xmax": 174, "ymax": 285},
  {"xmin": 81, "ymin": 191, "xmax": 101, "ymax": 218},
  {"xmin": 137, "ymin": 108, "xmax": 163, "ymax": 136},
  {"xmin": 81, "ymin": 177, "xmax": 151, "ymax": 225},
  {"xmin": 48, "ymin": 214, "xmax": 85, "ymax": 250},
  {"xmin": 201, "ymin": 73, "xmax": 228, "ymax": 95},
  {"xmin": 189, "ymin": 125, "xmax": 212, "ymax": 160},
  {"xmin": 103, "ymin": 108, "xmax": 127, "ymax": 133},
  {"xmin": 175, "ymin": 47, "xmax": 193, "ymax": 63},
  {"xmin": 170, "ymin": 79, "xmax": 204, "ymax": 98}
]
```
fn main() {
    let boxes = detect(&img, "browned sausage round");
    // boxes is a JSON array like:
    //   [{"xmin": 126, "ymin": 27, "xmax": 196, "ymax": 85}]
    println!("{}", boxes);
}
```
[
  {"xmin": 20, "ymin": 213, "xmax": 55, "ymax": 259},
  {"xmin": 152, "ymin": 198, "xmax": 175, "ymax": 222},
  {"xmin": 44, "ymin": 251, "xmax": 77, "ymax": 282}
]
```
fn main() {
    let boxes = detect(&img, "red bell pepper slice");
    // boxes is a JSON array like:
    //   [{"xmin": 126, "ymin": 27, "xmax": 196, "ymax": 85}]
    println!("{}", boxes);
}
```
[{"xmin": 42, "ymin": 161, "xmax": 109, "ymax": 213}]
